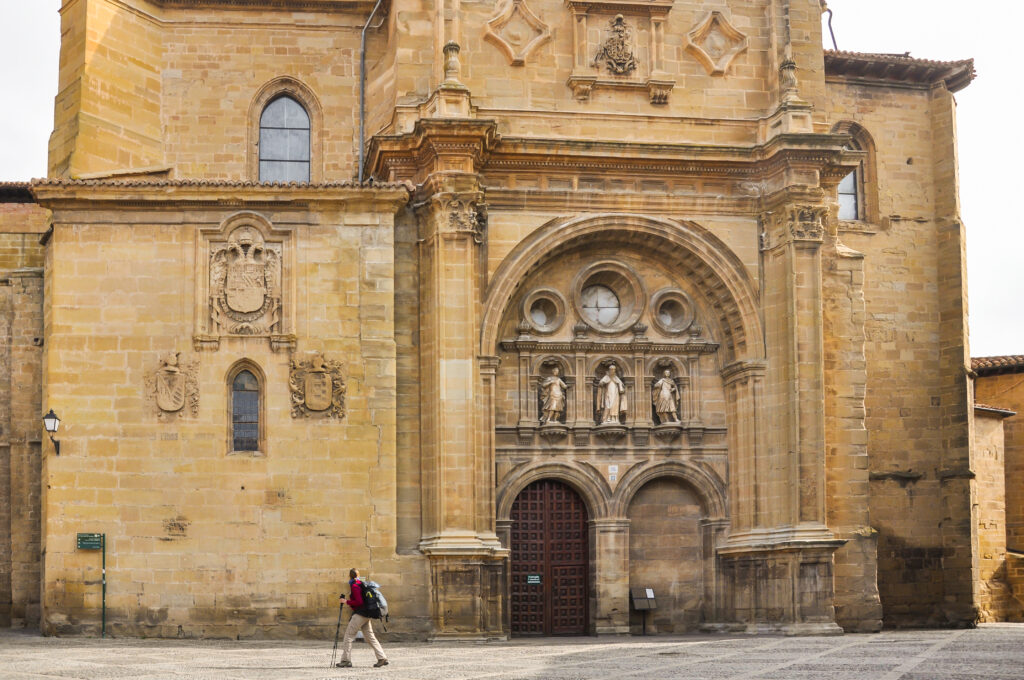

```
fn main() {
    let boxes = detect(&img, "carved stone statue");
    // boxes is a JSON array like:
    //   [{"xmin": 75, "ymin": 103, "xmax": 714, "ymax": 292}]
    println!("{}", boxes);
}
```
[
  {"xmin": 539, "ymin": 366, "xmax": 567, "ymax": 424},
  {"xmin": 597, "ymin": 363, "xmax": 627, "ymax": 425},
  {"xmin": 652, "ymin": 369, "xmax": 680, "ymax": 424},
  {"xmin": 289, "ymin": 352, "xmax": 346, "ymax": 418},
  {"xmin": 147, "ymin": 351, "xmax": 199, "ymax": 419}
]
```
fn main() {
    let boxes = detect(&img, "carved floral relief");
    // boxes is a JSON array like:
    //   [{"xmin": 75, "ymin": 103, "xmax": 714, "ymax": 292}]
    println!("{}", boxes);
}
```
[
  {"xmin": 685, "ymin": 11, "xmax": 749, "ymax": 76},
  {"xmin": 289, "ymin": 352, "xmax": 346, "ymax": 419}
]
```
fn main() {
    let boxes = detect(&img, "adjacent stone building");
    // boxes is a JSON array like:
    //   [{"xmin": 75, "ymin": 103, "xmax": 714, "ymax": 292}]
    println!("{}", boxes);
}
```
[{"xmin": 1, "ymin": 0, "xmax": 1015, "ymax": 638}]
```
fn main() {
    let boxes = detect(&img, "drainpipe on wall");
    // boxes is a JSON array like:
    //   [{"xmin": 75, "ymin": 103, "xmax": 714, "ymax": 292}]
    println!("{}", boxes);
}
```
[{"xmin": 359, "ymin": 0, "xmax": 386, "ymax": 182}]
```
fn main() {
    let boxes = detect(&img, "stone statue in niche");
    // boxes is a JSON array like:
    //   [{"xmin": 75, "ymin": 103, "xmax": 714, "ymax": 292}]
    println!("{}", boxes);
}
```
[
  {"xmin": 597, "ymin": 363, "xmax": 627, "ymax": 425},
  {"xmin": 594, "ymin": 15, "xmax": 637, "ymax": 76},
  {"xmin": 147, "ymin": 351, "xmax": 199, "ymax": 419},
  {"xmin": 289, "ymin": 352, "xmax": 346, "ymax": 419},
  {"xmin": 209, "ymin": 226, "xmax": 282, "ymax": 336},
  {"xmin": 652, "ymin": 369, "xmax": 680, "ymax": 424},
  {"xmin": 539, "ymin": 366, "xmax": 567, "ymax": 424}
]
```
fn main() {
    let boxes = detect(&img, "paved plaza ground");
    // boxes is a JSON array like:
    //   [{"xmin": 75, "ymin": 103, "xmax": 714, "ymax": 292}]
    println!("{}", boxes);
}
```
[{"xmin": 2, "ymin": 624, "xmax": 1023, "ymax": 679}]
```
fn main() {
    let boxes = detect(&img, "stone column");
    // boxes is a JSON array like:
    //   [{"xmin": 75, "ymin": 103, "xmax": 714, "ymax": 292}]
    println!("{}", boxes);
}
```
[
  {"xmin": 591, "ymin": 518, "xmax": 629, "ymax": 635},
  {"xmin": 719, "ymin": 198, "xmax": 843, "ymax": 634},
  {"xmin": 416, "ymin": 181, "xmax": 506, "ymax": 639}
]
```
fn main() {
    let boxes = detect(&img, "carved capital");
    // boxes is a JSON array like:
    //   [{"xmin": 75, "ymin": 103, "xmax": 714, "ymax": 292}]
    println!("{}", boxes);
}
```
[{"xmin": 760, "ymin": 204, "xmax": 828, "ymax": 250}]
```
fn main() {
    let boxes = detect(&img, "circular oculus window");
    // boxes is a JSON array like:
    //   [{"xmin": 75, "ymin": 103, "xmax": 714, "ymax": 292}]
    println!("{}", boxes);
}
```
[
  {"xmin": 521, "ymin": 288, "xmax": 567, "ymax": 334},
  {"xmin": 580, "ymin": 285, "xmax": 620, "ymax": 325},
  {"xmin": 571, "ymin": 260, "xmax": 645, "ymax": 334},
  {"xmin": 651, "ymin": 289, "xmax": 695, "ymax": 335}
]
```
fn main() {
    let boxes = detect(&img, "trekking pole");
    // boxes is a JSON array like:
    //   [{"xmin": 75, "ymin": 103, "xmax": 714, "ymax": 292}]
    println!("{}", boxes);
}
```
[{"xmin": 329, "ymin": 600, "xmax": 343, "ymax": 669}]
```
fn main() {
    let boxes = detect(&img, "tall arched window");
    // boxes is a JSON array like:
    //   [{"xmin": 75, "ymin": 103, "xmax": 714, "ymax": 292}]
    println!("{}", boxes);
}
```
[
  {"xmin": 231, "ymin": 369, "xmax": 261, "ymax": 453},
  {"xmin": 259, "ymin": 96, "xmax": 310, "ymax": 183},
  {"xmin": 832, "ymin": 121, "xmax": 878, "ymax": 224}
]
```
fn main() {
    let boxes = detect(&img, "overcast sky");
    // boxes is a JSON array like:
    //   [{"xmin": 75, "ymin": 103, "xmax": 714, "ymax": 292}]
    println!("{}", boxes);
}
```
[{"xmin": 0, "ymin": 0, "xmax": 1019, "ymax": 357}]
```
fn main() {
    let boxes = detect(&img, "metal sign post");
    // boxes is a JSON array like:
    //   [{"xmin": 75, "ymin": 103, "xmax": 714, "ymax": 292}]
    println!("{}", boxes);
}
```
[
  {"xmin": 629, "ymin": 587, "xmax": 657, "ymax": 636},
  {"xmin": 76, "ymin": 533, "xmax": 106, "ymax": 638}
]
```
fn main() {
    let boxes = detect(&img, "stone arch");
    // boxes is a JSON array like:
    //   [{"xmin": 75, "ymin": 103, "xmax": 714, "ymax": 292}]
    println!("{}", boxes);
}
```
[
  {"xmin": 480, "ymin": 214, "xmax": 763, "ymax": 365},
  {"xmin": 497, "ymin": 462, "xmax": 611, "ymax": 521},
  {"xmin": 612, "ymin": 460, "xmax": 727, "ymax": 519},
  {"xmin": 247, "ymin": 76, "xmax": 324, "ymax": 183}
]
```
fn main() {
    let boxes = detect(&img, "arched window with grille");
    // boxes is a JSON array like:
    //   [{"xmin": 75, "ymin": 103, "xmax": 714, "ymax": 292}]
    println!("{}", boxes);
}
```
[
  {"xmin": 229, "ymin": 365, "xmax": 263, "ymax": 454},
  {"xmin": 259, "ymin": 96, "xmax": 310, "ymax": 183}
]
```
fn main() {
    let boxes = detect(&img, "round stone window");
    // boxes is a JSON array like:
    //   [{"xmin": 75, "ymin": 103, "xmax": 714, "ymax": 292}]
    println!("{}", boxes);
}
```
[
  {"xmin": 571, "ymin": 260, "xmax": 645, "ymax": 334},
  {"xmin": 650, "ymin": 289, "xmax": 695, "ymax": 335},
  {"xmin": 530, "ymin": 298, "xmax": 558, "ymax": 327},
  {"xmin": 521, "ymin": 288, "xmax": 567, "ymax": 335},
  {"xmin": 580, "ymin": 285, "xmax": 620, "ymax": 325}
]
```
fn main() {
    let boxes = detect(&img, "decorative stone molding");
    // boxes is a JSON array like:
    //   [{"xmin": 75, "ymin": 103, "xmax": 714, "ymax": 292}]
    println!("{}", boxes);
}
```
[
  {"xmin": 195, "ymin": 212, "xmax": 295, "ymax": 351},
  {"xmin": 146, "ymin": 352, "xmax": 199, "ymax": 419},
  {"xmin": 288, "ymin": 352, "xmax": 346, "ymax": 419},
  {"xmin": 565, "ymin": 0, "xmax": 675, "ymax": 103},
  {"xmin": 246, "ymin": 76, "xmax": 323, "ymax": 183},
  {"xmin": 484, "ymin": 0, "xmax": 552, "ymax": 67},
  {"xmin": 760, "ymin": 205, "xmax": 828, "ymax": 250},
  {"xmin": 684, "ymin": 11, "xmax": 749, "ymax": 76}
]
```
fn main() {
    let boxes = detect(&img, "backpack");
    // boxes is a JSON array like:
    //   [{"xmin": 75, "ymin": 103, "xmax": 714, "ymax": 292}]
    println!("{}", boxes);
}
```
[{"xmin": 358, "ymin": 580, "xmax": 388, "ymax": 623}]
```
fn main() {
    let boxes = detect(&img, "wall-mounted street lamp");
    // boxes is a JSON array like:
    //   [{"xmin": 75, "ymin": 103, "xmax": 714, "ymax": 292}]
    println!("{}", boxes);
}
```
[{"xmin": 42, "ymin": 409, "xmax": 61, "ymax": 456}]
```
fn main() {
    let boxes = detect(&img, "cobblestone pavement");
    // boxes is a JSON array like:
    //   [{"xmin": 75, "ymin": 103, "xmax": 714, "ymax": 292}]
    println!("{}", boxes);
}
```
[{"xmin": 2, "ymin": 625, "xmax": 1023, "ymax": 680}]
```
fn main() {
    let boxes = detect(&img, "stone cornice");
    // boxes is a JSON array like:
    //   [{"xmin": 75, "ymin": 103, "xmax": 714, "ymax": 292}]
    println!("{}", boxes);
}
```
[
  {"xmin": 499, "ymin": 339, "xmax": 719, "ymax": 354},
  {"xmin": 154, "ymin": 0, "xmax": 378, "ymax": 11},
  {"xmin": 30, "ymin": 178, "xmax": 412, "ymax": 212}
]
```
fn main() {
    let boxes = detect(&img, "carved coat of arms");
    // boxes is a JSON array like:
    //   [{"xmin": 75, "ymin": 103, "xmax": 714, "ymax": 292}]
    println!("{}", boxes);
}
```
[
  {"xmin": 146, "ymin": 352, "xmax": 199, "ymax": 418},
  {"xmin": 594, "ymin": 15, "xmax": 637, "ymax": 76},
  {"xmin": 289, "ymin": 352, "xmax": 346, "ymax": 418},
  {"xmin": 209, "ymin": 226, "xmax": 282, "ymax": 336}
]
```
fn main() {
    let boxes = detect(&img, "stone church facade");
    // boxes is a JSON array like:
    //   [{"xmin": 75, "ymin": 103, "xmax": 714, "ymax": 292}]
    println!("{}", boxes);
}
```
[{"xmin": 2, "ymin": 0, "xmax": 1016, "ymax": 638}]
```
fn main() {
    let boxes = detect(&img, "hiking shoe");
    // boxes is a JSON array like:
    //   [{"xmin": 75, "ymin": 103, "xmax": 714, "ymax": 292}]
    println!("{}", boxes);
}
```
[
  {"xmin": 335, "ymin": 660, "xmax": 352, "ymax": 668},
  {"xmin": 374, "ymin": 659, "xmax": 389, "ymax": 668}
]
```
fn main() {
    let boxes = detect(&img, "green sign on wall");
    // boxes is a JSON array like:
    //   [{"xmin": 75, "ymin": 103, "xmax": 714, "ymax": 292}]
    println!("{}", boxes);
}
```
[
  {"xmin": 76, "ymin": 533, "xmax": 103, "ymax": 550},
  {"xmin": 526, "ymin": 574, "xmax": 541, "ymax": 585}
]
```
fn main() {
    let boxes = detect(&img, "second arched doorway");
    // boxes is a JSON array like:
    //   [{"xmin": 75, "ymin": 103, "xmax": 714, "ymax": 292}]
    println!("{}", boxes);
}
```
[{"xmin": 510, "ymin": 479, "xmax": 590, "ymax": 636}]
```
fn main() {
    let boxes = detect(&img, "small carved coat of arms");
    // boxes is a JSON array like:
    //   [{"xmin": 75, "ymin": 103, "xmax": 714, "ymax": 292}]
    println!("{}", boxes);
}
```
[
  {"xmin": 146, "ymin": 352, "xmax": 199, "ymax": 419},
  {"xmin": 594, "ymin": 15, "xmax": 638, "ymax": 76},
  {"xmin": 209, "ymin": 226, "xmax": 282, "ymax": 336},
  {"xmin": 289, "ymin": 352, "xmax": 346, "ymax": 419}
]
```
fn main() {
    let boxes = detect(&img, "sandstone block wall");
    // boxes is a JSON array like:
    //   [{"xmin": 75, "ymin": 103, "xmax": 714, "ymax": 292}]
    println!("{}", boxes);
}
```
[
  {"xmin": 975, "ymin": 372, "xmax": 1024, "ymax": 550},
  {"xmin": 973, "ymin": 408, "xmax": 1023, "ymax": 622},
  {"xmin": 33, "ymin": 184, "xmax": 429, "ymax": 638},
  {"xmin": 826, "ymin": 77, "xmax": 975, "ymax": 627}
]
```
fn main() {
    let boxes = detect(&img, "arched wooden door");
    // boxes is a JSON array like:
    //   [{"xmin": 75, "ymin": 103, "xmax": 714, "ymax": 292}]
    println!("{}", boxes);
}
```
[{"xmin": 510, "ymin": 480, "xmax": 589, "ymax": 636}]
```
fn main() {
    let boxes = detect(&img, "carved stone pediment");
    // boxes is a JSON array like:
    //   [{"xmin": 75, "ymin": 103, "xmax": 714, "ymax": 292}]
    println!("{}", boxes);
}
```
[
  {"xmin": 484, "ymin": 0, "xmax": 552, "ymax": 66},
  {"xmin": 289, "ymin": 352, "xmax": 346, "ymax": 419},
  {"xmin": 146, "ymin": 352, "xmax": 199, "ymax": 419}
]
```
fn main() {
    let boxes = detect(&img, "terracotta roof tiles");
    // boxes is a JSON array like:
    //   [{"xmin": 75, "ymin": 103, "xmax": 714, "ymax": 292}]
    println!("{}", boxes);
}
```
[
  {"xmin": 824, "ymin": 50, "xmax": 975, "ymax": 92},
  {"xmin": 972, "ymin": 355, "xmax": 1024, "ymax": 376}
]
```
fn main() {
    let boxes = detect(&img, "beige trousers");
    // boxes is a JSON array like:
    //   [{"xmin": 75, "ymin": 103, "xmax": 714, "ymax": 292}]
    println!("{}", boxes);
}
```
[{"xmin": 341, "ymin": 613, "xmax": 387, "ymax": 663}]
